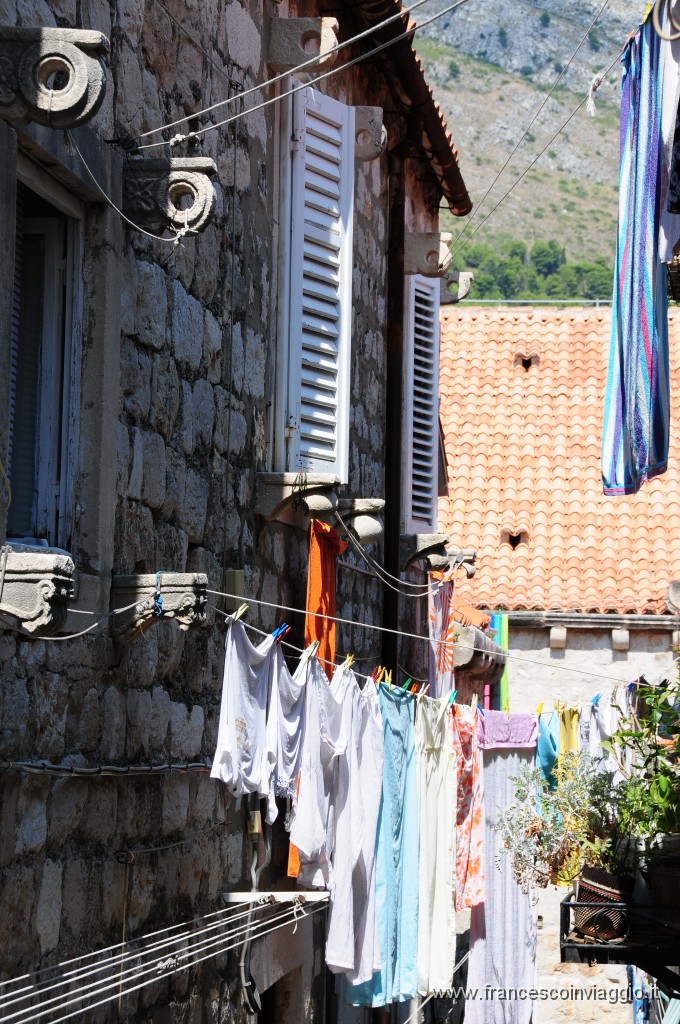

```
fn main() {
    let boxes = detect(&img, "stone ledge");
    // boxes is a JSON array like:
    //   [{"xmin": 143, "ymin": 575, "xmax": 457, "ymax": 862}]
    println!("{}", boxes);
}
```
[
  {"xmin": 0, "ymin": 544, "xmax": 75, "ymax": 635},
  {"xmin": 404, "ymin": 232, "xmax": 452, "ymax": 277},
  {"xmin": 0, "ymin": 27, "xmax": 109, "ymax": 128},
  {"xmin": 268, "ymin": 17, "xmax": 338, "ymax": 73},
  {"xmin": 400, "ymin": 533, "xmax": 450, "ymax": 571},
  {"xmin": 255, "ymin": 473, "xmax": 384, "ymax": 544},
  {"xmin": 110, "ymin": 572, "xmax": 207, "ymax": 643},
  {"xmin": 123, "ymin": 157, "xmax": 217, "ymax": 235}
]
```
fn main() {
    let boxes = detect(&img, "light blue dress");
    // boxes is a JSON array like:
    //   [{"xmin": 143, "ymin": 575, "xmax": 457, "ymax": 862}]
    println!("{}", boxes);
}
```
[
  {"xmin": 536, "ymin": 711, "xmax": 559, "ymax": 790},
  {"xmin": 347, "ymin": 683, "xmax": 419, "ymax": 1006}
]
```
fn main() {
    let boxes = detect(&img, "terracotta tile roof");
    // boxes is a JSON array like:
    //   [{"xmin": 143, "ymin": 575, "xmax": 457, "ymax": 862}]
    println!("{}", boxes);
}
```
[{"xmin": 438, "ymin": 307, "xmax": 680, "ymax": 615}]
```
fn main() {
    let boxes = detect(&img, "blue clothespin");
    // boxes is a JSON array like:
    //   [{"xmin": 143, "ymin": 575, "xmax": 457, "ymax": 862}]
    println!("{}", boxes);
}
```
[
  {"xmin": 153, "ymin": 571, "xmax": 164, "ymax": 617},
  {"xmin": 448, "ymin": 689, "xmax": 458, "ymax": 707},
  {"xmin": 272, "ymin": 623, "xmax": 289, "ymax": 641},
  {"xmin": 592, "ymin": 693, "xmax": 601, "ymax": 706}
]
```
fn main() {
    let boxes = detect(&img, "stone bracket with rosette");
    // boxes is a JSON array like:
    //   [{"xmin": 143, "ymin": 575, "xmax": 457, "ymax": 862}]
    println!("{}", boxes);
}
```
[
  {"xmin": 0, "ymin": 546, "xmax": 75, "ymax": 635},
  {"xmin": 123, "ymin": 157, "xmax": 218, "ymax": 235},
  {"xmin": 110, "ymin": 573, "xmax": 208, "ymax": 644},
  {"xmin": 0, "ymin": 27, "xmax": 108, "ymax": 128}
]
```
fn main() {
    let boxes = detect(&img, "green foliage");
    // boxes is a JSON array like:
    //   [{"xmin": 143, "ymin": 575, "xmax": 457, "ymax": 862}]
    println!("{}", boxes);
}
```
[
  {"xmin": 588, "ymin": 28, "xmax": 601, "ymax": 51},
  {"xmin": 449, "ymin": 237, "xmax": 613, "ymax": 301},
  {"xmin": 448, "ymin": 59, "xmax": 460, "ymax": 79},
  {"xmin": 540, "ymin": 10, "xmax": 550, "ymax": 27},
  {"xmin": 498, "ymin": 26, "xmax": 509, "ymax": 48},
  {"xmin": 520, "ymin": 65, "xmax": 534, "ymax": 77}
]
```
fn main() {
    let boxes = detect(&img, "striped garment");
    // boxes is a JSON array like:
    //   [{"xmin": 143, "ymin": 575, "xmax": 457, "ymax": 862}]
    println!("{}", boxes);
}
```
[{"xmin": 602, "ymin": 14, "xmax": 670, "ymax": 496}]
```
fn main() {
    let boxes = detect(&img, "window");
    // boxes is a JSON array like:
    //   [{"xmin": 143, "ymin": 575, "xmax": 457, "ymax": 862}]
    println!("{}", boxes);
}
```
[
  {"xmin": 402, "ymin": 275, "xmax": 441, "ymax": 532},
  {"xmin": 276, "ymin": 86, "xmax": 355, "ymax": 481},
  {"xmin": 6, "ymin": 181, "xmax": 79, "ymax": 547}
]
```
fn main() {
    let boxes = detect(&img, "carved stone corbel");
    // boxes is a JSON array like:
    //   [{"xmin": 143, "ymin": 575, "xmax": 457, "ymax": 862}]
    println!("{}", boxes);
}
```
[
  {"xmin": 448, "ymin": 547, "xmax": 477, "ymax": 578},
  {"xmin": 123, "ymin": 157, "xmax": 217, "ymax": 235},
  {"xmin": 0, "ymin": 28, "xmax": 108, "ymax": 128},
  {"xmin": 400, "ymin": 533, "xmax": 450, "ymax": 572},
  {"xmin": 354, "ymin": 107, "xmax": 386, "ymax": 162},
  {"xmin": 110, "ymin": 572, "xmax": 207, "ymax": 643},
  {"xmin": 453, "ymin": 622, "xmax": 507, "ymax": 689},
  {"xmin": 268, "ymin": 18, "xmax": 339, "ymax": 73},
  {"xmin": 329, "ymin": 499, "xmax": 385, "ymax": 546},
  {"xmin": 256, "ymin": 472, "xmax": 340, "ymax": 529},
  {"xmin": 0, "ymin": 546, "xmax": 75, "ymax": 635},
  {"xmin": 404, "ymin": 232, "xmax": 452, "ymax": 277},
  {"xmin": 441, "ymin": 270, "xmax": 473, "ymax": 305}
]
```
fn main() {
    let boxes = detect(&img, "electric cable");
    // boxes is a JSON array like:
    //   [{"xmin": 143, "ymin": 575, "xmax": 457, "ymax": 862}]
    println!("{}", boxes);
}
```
[
  {"xmin": 135, "ymin": 0, "xmax": 462, "ymax": 143},
  {"xmin": 133, "ymin": 0, "xmax": 470, "ymax": 151},
  {"xmin": 334, "ymin": 511, "xmax": 445, "ymax": 595},
  {"xmin": 448, "ymin": 0, "xmax": 612, "ymax": 251},
  {"xmin": 205, "ymin": 587, "xmax": 663, "ymax": 685}
]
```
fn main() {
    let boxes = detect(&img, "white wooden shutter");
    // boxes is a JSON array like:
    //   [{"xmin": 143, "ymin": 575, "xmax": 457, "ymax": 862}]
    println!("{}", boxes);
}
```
[
  {"xmin": 403, "ymin": 275, "xmax": 440, "ymax": 532},
  {"xmin": 286, "ymin": 87, "xmax": 354, "ymax": 480}
]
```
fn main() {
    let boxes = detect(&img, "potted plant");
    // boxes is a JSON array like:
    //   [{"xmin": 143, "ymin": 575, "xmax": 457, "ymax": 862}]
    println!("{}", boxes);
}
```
[{"xmin": 495, "ymin": 751, "xmax": 636, "ymax": 940}]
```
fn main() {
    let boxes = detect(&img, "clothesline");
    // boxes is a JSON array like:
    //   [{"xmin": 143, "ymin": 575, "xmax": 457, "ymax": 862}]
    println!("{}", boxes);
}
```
[{"xmin": 206, "ymin": 588, "xmax": 658, "ymax": 686}]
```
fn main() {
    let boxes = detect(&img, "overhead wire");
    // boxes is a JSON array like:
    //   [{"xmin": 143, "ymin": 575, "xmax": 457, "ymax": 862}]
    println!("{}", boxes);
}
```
[
  {"xmin": 133, "ymin": 0, "xmax": 470, "ymax": 151},
  {"xmin": 137, "ymin": 0, "xmax": 450, "ymax": 142},
  {"xmin": 447, "ymin": 0, "xmax": 613, "ymax": 252},
  {"xmin": 205, "ymin": 587, "xmax": 662, "ymax": 685},
  {"xmin": 0, "ymin": 593, "xmax": 157, "ymax": 643},
  {"xmin": 5, "ymin": 901, "xmax": 327, "ymax": 1024},
  {"xmin": 335, "ymin": 511, "xmax": 441, "ymax": 595},
  {"xmin": 448, "ymin": 44, "xmax": 624, "ymax": 260}
]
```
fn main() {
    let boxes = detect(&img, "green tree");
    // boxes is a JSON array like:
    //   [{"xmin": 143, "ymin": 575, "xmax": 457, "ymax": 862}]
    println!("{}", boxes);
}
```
[
  {"xmin": 530, "ymin": 240, "xmax": 565, "ymax": 277},
  {"xmin": 540, "ymin": 11, "xmax": 550, "ymax": 27},
  {"xmin": 448, "ymin": 59, "xmax": 460, "ymax": 79}
]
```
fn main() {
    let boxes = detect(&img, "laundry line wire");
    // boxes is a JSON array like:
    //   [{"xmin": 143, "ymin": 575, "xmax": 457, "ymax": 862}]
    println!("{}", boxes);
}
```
[
  {"xmin": 0, "ymin": 900, "xmax": 273, "ymax": 1011},
  {"xmin": 334, "ymin": 511, "xmax": 441, "ymax": 595},
  {"xmin": 137, "ymin": 0, "xmax": 449, "ymax": 142},
  {"xmin": 0, "ymin": 591, "xmax": 167, "ymax": 643},
  {"xmin": 206, "ymin": 587, "xmax": 663, "ymax": 685},
  {"xmin": 448, "ymin": 0, "xmax": 612, "ymax": 252},
  {"xmin": 133, "ymin": 0, "xmax": 470, "ymax": 150},
  {"xmin": 9, "ymin": 902, "xmax": 326, "ymax": 1024}
]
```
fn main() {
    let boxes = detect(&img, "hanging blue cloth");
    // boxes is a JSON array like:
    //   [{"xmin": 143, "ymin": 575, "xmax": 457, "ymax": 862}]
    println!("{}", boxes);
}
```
[
  {"xmin": 347, "ymin": 683, "xmax": 419, "ymax": 1006},
  {"xmin": 536, "ymin": 712, "xmax": 559, "ymax": 790},
  {"xmin": 602, "ymin": 13, "xmax": 670, "ymax": 495}
]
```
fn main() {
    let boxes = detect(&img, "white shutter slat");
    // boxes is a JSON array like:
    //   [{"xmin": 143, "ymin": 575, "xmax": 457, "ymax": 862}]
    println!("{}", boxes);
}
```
[
  {"xmin": 287, "ymin": 88, "xmax": 354, "ymax": 475},
  {"xmin": 403, "ymin": 276, "xmax": 441, "ymax": 530}
]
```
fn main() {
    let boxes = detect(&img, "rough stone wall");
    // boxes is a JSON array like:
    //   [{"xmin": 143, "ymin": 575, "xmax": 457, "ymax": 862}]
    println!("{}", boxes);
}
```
[{"xmin": 0, "ymin": 1, "xmax": 451, "ymax": 1021}]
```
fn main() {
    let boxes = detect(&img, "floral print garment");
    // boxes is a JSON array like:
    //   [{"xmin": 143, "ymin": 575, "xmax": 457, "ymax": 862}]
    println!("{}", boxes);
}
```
[{"xmin": 451, "ymin": 704, "xmax": 485, "ymax": 910}]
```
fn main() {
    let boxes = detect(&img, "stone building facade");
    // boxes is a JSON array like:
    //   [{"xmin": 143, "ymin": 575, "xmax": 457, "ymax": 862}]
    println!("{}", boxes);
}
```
[{"xmin": 0, "ymin": 0, "xmax": 470, "ymax": 1021}]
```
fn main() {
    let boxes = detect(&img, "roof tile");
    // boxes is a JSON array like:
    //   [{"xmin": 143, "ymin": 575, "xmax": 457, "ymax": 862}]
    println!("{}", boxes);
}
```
[{"xmin": 438, "ymin": 307, "xmax": 680, "ymax": 615}]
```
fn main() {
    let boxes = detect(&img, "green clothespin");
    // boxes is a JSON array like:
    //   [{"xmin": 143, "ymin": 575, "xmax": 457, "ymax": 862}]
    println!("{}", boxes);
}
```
[
  {"xmin": 402, "ymin": 676, "xmax": 412, "ymax": 690},
  {"xmin": 448, "ymin": 689, "xmax": 458, "ymax": 707}
]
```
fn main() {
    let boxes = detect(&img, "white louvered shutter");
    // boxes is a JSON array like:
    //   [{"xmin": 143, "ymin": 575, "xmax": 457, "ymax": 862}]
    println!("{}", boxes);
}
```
[
  {"xmin": 286, "ymin": 87, "xmax": 354, "ymax": 481},
  {"xmin": 403, "ymin": 275, "xmax": 440, "ymax": 532}
]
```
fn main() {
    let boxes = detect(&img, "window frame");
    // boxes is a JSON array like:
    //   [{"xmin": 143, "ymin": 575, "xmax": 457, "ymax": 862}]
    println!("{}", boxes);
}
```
[
  {"xmin": 274, "ymin": 85, "xmax": 355, "ymax": 483},
  {"xmin": 401, "ymin": 273, "xmax": 441, "ymax": 533},
  {"xmin": 6, "ymin": 168, "xmax": 83, "ymax": 549}
]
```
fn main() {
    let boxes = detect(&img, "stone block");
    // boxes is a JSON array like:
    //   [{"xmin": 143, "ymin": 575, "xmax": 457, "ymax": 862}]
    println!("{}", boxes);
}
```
[
  {"xmin": 134, "ymin": 262, "xmax": 168, "ymax": 350},
  {"xmin": 156, "ymin": 523, "xmax": 189, "ymax": 571},
  {"xmin": 612, "ymin": 628, "xmax": 629, "ymax": 652},
  {"xmin": 100, "ymin": 685, "xmax": 126, "ymax": 760},
  {"xmin": 36, "ymin": 860, "xmax": 62, "ymax": 955},
  {"xmin": 127, "ymin": 862, "xmax": 155, "ymax": 931},
  {"xmin": 243, "ymin": 327, "xmax": 265, "ymax": 398},
  {"xmin": 1, "ymin": 678, "xmax": 29, "ymax": 755},
  {"xmin": 177, "ymin": 380, "xmax": 195, "ymax": 457},
  {"xmin": 169, "ymin": 702, "xmax": 205, "ymax": 759},
  {"xmin": 121, "ymin": 627, "xmax": 159, "ymax": 687},
  {"xmin": 150, "ymin": 353, "xmax": 181, "ymax": 439},
  {"xmin": 213, "ymin": 388, "xmax": 247, "ymax": 456},
  {"xmin": 181, "ymin": 469, "xmax": 209, "ymax": 543},
  {"xmin": 0, "ymin": 864, "xmax": 37, "ymax": 966},
  {"xmin": 549, "ymin": 626, "xmax": 567, "ymax": 649},
  {"xmin": 127, "ymin": 688, "xmax": 152, "ymax": 758},
  {"xmin": 163, "ymin": 448, "xmax": 188, "ymax": 525},
  {"xmin": 171, "ymin": 280, "xmax": 204, "ymax": 371},
  {"xmin": 117, "ymin": 420, "xmax": 131, "ymax": 496},
  {"xmin": 61, "ymin": 858, "xmax": 91, "ymax": 937},
  {"xmin": 49, "ymin": 777, "xmax": 88, "ymax": 844},
  {"xmin": 34, "ymin": 674, "xmax": 68, "ymax": 759},
  {"xmin": 149, "ymin": 686, "xmax": 172, "ymax": 749},
  {"xmin": 193, "ymin": 379, "xmax": 215, "ymax": 446},
  {"xmin": 121, "ymin": 338, "xmax": 152, "ymax": 421},
  {"xmin": 15, "ymin": 792, "xmax": 47, "ymax": 855},
  {"xmin": 80, "ymin": 783, "xmax": 117, "ymax": 845},
  {"xmin": 141, "ymin": 431, "xmax": 167, "ymax": 509},
  {"xmin": 77, "ymin": 687, "xmax": 100, "ymax": 751},
  {"xmin": 224, "ymin": 0, "xmax": 261, "ymax": 73},
  {"xmin": 128, "ymin": 427, "xmax": 144, "ymax": 500},
  {"xmin": 162, "ymin": 776, "xmax": 190, "ymax": 832},
  {"xmin": 204, "ymin": 310, "xmax": 222, "ymax": 384},
  {"xmin": 156, "ymin": 618, "xmax": 186, "ymax": 680}
]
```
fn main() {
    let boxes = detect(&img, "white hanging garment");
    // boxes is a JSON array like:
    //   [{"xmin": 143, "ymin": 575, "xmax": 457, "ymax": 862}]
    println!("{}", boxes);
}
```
[
  {"xmin": 416, "ymin": 695, "xmax": 457, "ymax": 996},
  {"xmin": 210, "ymin": 618, "xmax": 275, "ymax": 802},
  {"xmin": 265, "ymin": 643, "xmax": 313, "ymax": 823},
  {"xmin": 325, "ymin": 667, "xmax": 385, "ymax": 985},
  {"xmin": 289, "ymin": 655, "xmax": 347, "ymax": 888}
]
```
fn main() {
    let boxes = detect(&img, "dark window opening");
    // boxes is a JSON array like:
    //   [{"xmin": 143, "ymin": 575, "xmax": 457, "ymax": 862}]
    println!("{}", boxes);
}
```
[
  {"xmin": 502, "ymin": 530, "xmax": 529, "ymax": 548},
  {"xmin": 515, "ymin": 353, "xmax": 539, "ymax": 371}
]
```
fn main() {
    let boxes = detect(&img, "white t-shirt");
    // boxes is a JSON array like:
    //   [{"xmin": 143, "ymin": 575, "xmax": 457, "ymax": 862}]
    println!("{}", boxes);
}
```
[
  {"xmin": 210, "ymin": 618, "xmax": 275, "ymax": 802},
  {"xmin": 265, "ymin": 644, "xmax": 313, "ymax": 823}
]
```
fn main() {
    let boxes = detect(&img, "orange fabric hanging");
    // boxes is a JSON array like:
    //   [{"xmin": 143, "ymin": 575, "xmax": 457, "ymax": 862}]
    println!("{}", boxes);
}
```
[
  {"xmin": 288, "ymin": 520, "xmax": 346, "ymax": 878},
  {"xmin": 304, "ymin": 519, "xmax": 347, "ymax": 681}
]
